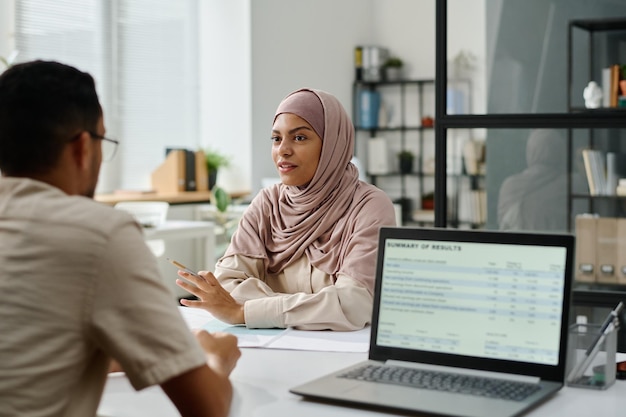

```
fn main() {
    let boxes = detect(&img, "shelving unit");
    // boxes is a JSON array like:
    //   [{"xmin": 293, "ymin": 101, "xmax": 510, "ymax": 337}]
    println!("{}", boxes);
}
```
[
  {"xmin": 567, "ymin": 18, "xmax": 626, "ymax": 229},
  {"xmin": 352, "ymin": 79, "xmax": 480, "ymax": 226},
  {"xmin": 566, "ymin": 17, "xmax": 626, "ymax": 351},
  {"xmin": 352, "ymin": 79, "xmax": 434, "ymax": 224}
]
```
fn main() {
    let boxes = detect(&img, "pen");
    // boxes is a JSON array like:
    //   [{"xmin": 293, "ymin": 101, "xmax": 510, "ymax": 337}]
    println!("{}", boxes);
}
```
[
  {"xmin": 166, "ymin": 258, "xmax": 202, "ymax": 278},
  {"xmin": 585, "ymin": 301, "xmax": 623, "ymax": 356},
  {"xmin": 567, "ymin": 301, "xmax": 623, "ymax": 382}
]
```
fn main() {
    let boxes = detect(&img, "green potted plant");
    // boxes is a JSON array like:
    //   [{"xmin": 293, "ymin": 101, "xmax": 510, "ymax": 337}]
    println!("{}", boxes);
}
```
[
  {"xmin": 211, "ymin": 185, "xmax": 231, "ymax": 214},
  {"xmin": 397, "ymin": 150, "xmax": 414, "ymax": 174},
  {"xmin": 383, "ymin": 57, "xmax": 404, "ymax": 81},
  {"xmin": 204, "ymin": 147, "xmax": 231, "ymax": 190}
]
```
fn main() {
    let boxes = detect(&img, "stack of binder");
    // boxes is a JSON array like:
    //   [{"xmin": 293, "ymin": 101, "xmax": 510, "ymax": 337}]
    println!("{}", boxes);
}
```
[{"xmin": 575, "ymin": 215, "xmax": 626, "ymax": 285}]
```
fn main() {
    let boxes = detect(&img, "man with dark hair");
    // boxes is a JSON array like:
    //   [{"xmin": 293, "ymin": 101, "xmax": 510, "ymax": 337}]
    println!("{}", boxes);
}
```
[{"xmin": 0, "ymin": 60, "xmax": 240, "ymax": 417}]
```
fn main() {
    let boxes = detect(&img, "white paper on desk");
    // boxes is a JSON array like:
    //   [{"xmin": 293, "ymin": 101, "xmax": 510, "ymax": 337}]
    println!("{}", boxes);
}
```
[
  {"xmin": 268, "ymin": 327, "xmax": 370, "ymax": 352},
  {"xmin": 178, "ymin": 306, "xmax": 370, "ymax": 352},
  {"xmin": 178, "ymin": 306, "xmax": 284, "ymax": 348},
  {"xmin": 179, "ymin": 306, "xmax": 214, "ymax": 329}
]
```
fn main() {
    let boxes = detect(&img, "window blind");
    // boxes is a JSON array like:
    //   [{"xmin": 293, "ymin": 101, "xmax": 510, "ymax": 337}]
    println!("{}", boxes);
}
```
[{"xmin": 15, "ymin": 0, "xmax": 199, "ymax": 192}]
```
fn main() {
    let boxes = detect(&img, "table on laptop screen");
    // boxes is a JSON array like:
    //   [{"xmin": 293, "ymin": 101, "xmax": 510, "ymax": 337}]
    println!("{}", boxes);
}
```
[{"xmin": 377, "ymin": 238, "xmax": 567, "ymax": 366}]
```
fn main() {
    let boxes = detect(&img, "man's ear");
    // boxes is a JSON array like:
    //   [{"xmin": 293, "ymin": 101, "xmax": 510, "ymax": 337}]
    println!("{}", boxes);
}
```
[{"xmin": 69, "ymin": 131, "xmax": 92, "ymax": 170}]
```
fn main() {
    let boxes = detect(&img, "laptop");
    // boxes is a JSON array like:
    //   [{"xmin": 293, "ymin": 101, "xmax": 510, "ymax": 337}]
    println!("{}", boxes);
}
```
[{"xmin": 291, "ymin": 227, "xmax": 574, "ymax": 417}]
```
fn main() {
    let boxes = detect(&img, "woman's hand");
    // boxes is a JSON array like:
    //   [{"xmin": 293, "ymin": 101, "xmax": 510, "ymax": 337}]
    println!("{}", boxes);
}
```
[{"xmin": 176, "ymin": 270, "xmax": 245, "ymax": 325}]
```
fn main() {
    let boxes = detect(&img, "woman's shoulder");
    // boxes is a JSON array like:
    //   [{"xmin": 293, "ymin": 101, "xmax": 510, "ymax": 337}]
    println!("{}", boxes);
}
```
[
  {"xmin": 356, "ymin": 181, "xmax": 394, "ymax": 204},
  {"xmin": 352, "ymin": 182, "xmax": 396, "ymax": 222}
]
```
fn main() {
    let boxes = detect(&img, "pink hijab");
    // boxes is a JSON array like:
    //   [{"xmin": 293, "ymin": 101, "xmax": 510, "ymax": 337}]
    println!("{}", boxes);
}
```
[{"xmin": 223, "ymin": 88, "xmax": 393, "ymax": 290}]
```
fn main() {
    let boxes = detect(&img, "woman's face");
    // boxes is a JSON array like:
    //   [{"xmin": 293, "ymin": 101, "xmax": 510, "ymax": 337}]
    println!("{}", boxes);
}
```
[{"xmin": 271, "ymin": 113, "xmax": 323, "ymax": 187}]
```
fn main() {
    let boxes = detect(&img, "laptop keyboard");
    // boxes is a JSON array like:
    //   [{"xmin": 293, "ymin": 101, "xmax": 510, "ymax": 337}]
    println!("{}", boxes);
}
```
[{"xmin": 339, "ymin": 365, "xmax": 542, "ymax": 402}]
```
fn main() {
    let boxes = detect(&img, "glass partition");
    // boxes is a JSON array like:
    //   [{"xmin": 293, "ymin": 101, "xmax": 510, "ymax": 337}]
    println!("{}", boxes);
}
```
[
  {"xmin": 446, "ymin": 0, "xmax": 626, "ymax": 115},
  {"xmin": 448, "ymin": 127, "xmax": 626, "ymax": 232}
]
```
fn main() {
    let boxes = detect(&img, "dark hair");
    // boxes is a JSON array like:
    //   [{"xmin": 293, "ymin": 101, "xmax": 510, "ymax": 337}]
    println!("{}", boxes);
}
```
[{"xmin": 0, "ymin": 60, "xmax": 102, "ymax": 176}]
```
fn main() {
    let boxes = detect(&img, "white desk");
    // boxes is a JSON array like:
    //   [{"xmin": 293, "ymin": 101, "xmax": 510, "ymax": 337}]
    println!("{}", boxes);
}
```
[
  {"xmin": 145, "ymin": 220, "xmax": 215, "ymax": 260},
  {"xmin": 98, "ymin": 347, "xmax": 626, "ymax": 417}
]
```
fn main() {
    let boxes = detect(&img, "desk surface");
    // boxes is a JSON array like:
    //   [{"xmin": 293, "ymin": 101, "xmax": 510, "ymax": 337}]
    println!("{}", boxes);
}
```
[
  {"xmin": 144, "ymin": 220, "xmax": 214, "ymax": 240},
  {"xmin": 95, "ymin": 190, "xmax": 250, "ymax": 206},
  {"xmin": 98, "ymin": 347, "xmax": 626, "ymax": 417}
]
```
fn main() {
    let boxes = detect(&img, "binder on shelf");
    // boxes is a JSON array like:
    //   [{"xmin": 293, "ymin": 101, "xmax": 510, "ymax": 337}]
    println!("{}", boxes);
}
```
[
  {"xmin": 581, "ymin": 149, "xmax": 607, "ymax": 195},
  {"xmin": 596, "ymin": 217, "xmax": 618, "ymax": 284},
  {"xmin": 184, "ymin": 150, "xmax": 196, "ymax": 191},
  {"xmin": 610, "ymin": 64, "xmax": 620, "ymax": 108},
  {"xmin": 618, "ymin": 218, "xmax": 626, "ymax": 285},
  {"xmin": 151, "ymin": 149, "xmax": 186, "ymax": 194},
  {"xmin": 194, "ymin": 150, "xmax": 209, "ymax": 192},
  {"xmin": 602, "ymin": 66, "xmax": 612, "ymax": 108},
  {"xmin": 166, "ymin": 148, "xmax": 198, "ymax": 191},
  {"xmin": 575, "ymin": 214, "xmax": 597, "ymax": 283}
]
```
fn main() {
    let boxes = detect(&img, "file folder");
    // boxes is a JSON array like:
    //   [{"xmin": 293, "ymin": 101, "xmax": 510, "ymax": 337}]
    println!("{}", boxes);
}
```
[
  {"xmin": 596, "ymin": 217, "xmax": 618, "ymax": 284},
  {"xmin": 575, "ymin": 215, "xmax": 597, "ymax": 283},
  {"xmin": 151, "ymin": 149, "xmax": 186, "ymax": 194},
  {"xmin": 194, "ymin": 150, "xmax": 209, "ymax": 192}
]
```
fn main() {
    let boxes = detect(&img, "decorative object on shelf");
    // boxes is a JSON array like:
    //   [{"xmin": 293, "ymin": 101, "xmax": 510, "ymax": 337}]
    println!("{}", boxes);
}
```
[
  {"xmin": 204, "ymin": 147, "xmax": 231, "ymax": 190},
  {"xmin": 360, "ymin": 45, "xmax": 389, "ymax": 82},
  {"xmin": 421, "ymin": 116, "xmax": 434, "ymax": 128},
  {"xmin": 354, "ymin": 46, "xmax": 363, "ymax": 81},
  {"xmin": 462, "ymin": 139, "xmax": 486, "ymax": 175},
  {"xmin": 367, "ymin": 137, "xmax": 390, "ymax": 175},
  {"xmin": 449, "ymin": 49, "xmax": 476, "ymax": 80},
  {"xmin": 382, "ymin": 57, "xmax": 404, "ymax": 81},
  {"xmin": 357, "ymin": 88, "xmax": 381, "ymax": 128},
  {"xmin": 583, "ymin": 81, "xmax": 603, "ymax": 109},
  {"xmin": 397, "ymin": 150, "xmax": 415, "ymax": 174},
  {"xmin": 421, "ymin": 191, "xmax": 435, "ymax": 210},
  {"xmin": 617, "ymin": 178, "xmax": 626, "ymax": 196}
]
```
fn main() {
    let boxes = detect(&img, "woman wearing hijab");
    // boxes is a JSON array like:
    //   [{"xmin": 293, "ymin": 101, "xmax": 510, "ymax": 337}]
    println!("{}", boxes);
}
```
[{"xmin": 177, "ymin": 88, "xmax": 396, "ymax": 331}]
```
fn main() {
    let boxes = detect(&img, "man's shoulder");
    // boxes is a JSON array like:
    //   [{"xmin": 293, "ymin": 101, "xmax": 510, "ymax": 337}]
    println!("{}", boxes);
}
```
[
  {"xmin": 1, "ymin": 178, "xmax": 137, "ymax": 233},
  {"xmin": 58, "ymin": 195, "xmax": 137, "ymax": 233}
]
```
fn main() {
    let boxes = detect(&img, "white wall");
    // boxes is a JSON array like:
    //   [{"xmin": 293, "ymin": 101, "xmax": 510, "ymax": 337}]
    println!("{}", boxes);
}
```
[
  {"xmin": 249, "ymin": 0, "xmax": 373, "ymax": 192},
  {"xmin": 198, "ymin": 0, "xmax": 252, "ymax": 193},
  {"xmin": 372, "ymin": 0, "xmax": 436, "ymax": 79}
]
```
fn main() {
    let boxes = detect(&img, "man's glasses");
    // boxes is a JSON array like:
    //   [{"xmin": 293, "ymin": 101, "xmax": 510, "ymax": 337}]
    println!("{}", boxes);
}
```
[{"xmin": 87, "ymin": 132, "xmax": 119, "ymax": 162}]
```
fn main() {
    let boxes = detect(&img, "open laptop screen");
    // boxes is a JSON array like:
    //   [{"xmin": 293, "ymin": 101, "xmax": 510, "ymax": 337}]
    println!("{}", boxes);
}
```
[{"xmin": 377, "ymin": 234, "xmax": 569, "ymax": 366}]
